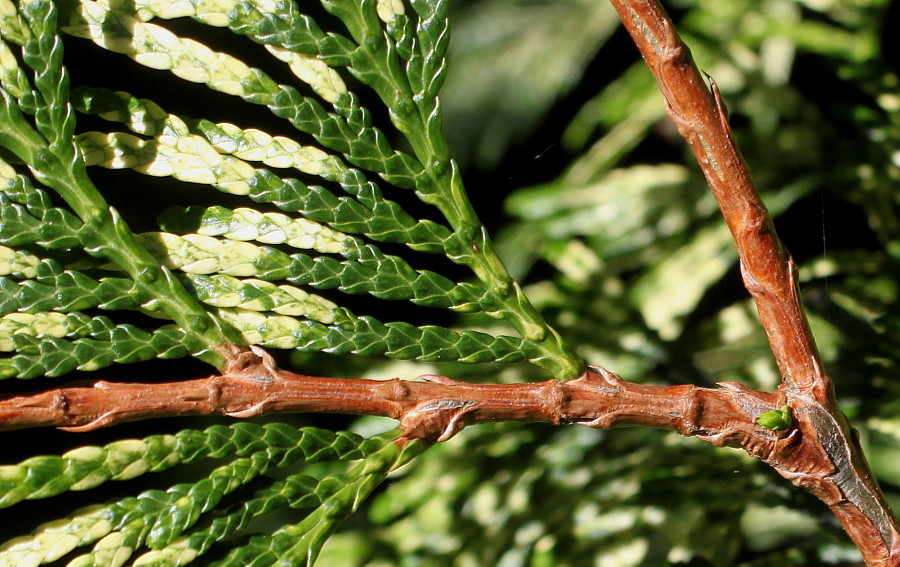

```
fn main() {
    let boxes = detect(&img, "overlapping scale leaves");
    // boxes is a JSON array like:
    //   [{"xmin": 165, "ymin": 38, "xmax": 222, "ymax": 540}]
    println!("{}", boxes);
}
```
[
  {"xmin": 0, "ymin": 1, "xmax": 573, "ymax": 566},
  {"xmin": 51, "ymin": 0, "xmax": 572, "ymax": 370},
  {"xmin": 3, "ymin": 0, "xmax": 900, "ymax": 564},
  {"xmin": 0, "ymin": 170, "xmax": 204, "ymax": 378},
  {"xmin": 320, "ymin": 1, "xmax": 896, "ymax": 565},
  {"xmin": 0, "ymin": 424, "xmax": 421, "ymax": 567},
  {"xmin": 0, "ymin": 0, "xmax": 573, "ymax": 374},
  {"xmin": 54, "ymin": 1, "xmax": 580, "ymax": 375},
  {"xmin": 0, "ymin": 0, "xmax": 205, "ymax": 377}
]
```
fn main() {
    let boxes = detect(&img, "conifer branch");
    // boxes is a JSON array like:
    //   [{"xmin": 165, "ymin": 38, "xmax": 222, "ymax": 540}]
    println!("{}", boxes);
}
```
[
  {"xmin": 609, "ymin": 1, "xmax": 900, "ymax": 564},
  {"xmin": 1, "ymin": 1, "xmax": 896, "ymax": 563},
  {"xmin": 0, "ymin": 358, "xmax": 775, "ymax": 449}
]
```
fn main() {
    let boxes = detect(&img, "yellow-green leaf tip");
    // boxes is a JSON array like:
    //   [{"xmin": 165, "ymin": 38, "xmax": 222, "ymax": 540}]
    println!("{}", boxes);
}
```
[{"xmin": 757, "ymin": 405, "xmax": 792, "ymax": 430}]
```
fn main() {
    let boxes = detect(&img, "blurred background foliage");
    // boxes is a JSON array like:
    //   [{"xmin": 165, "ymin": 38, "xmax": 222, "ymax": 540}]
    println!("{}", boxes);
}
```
[
  {"xmin": 2, "ymin": 0, "xmax": 898, "ymax": 565},
  {"xmin": 312, "ymin": 0, "xmax": 900, "ymax": 565}
]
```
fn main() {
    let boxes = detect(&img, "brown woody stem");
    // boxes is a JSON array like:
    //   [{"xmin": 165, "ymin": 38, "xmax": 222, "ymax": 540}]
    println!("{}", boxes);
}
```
[
  {"xmin": 610, "ymin": 1, "xmax": 822, "ymax": 396},
  {"xmin": 609, "ymin": 0, "xmax": 900, "ymax": 564},
  {"xmin": 0, "ymin": 1, "xmax": 895, "ymax": 564},
  {"xmin": 0, "ymin": 364, "xmax": 775, "ymax": 447}
]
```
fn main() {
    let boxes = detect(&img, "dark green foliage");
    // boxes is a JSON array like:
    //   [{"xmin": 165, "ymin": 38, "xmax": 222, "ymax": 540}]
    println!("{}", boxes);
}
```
[
  {"xmin": 0, "ymin": 0, "xmax": 574, "ymax": 563},
  {"xmin": 1, "ymin": 0, "xmax": 898, "ymax": 565},
  {"xmin": 0, "ymin": 424, "xmax": 411, "ymax": 566},
  {"xmin": 0, "ymin": 423, "xmax": 387, "ymax": 508},
  {"xmin": 324, "ymin": 0, "xmax": 900, "ymax": 564}
]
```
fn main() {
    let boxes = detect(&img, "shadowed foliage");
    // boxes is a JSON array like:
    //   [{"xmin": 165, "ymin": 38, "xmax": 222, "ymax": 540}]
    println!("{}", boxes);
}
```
[{"xmin": 1, "ymin": 0, "xmax": 899, "ymax": 565}]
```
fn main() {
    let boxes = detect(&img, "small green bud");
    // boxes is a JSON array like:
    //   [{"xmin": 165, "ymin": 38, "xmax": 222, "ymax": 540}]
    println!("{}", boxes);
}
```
[{"xmin": 757, "ymin": 405, "xmax": 792, "ymax": 430}]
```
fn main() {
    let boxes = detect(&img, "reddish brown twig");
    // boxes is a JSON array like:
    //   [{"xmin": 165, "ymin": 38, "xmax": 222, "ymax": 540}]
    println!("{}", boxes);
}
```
[
  {"xmin": 1, "ymin": 2, "xmax": 896, "ymax": 563},
  {"xmin": 608, "ymin": 0, "xmax": 900, "ymax": 564},
  {"xmin": 0, "ymin": 363, "xmax": 779, "ymax": 450}
]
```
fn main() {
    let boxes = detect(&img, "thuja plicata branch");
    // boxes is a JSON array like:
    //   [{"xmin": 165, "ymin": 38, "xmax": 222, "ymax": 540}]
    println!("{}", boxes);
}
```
[
  {"xmin": 607, "ymin": 0, "xmax": 900, "ymax": 564},
  {"xmin": 2, "ymin": 1, "xmax": 898, "ymax": 565},
  {"xmin": 0, "ymin": 347, "xmax": 779, "ymax": 448}
]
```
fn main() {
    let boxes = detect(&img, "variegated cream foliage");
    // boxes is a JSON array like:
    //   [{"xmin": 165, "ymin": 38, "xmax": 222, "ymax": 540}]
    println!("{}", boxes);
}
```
[
  {"xmin": 264, "ymin": 45, "xmax": 347, "ymax": 103},
  {"xmin": 205, "ymin": 126, "xmax": 337, "ymax": 174},
  {"xmin": 0, "ymin": 155, "xmax": 13, "ymax": 183},
  {"xmin": 376, "ymin": 0, "xmax": 405, "ymax": 23},
  {"xmin": 0, "ymin": 505, "xmax": 115, "ymax": 567},
  {"xmin": 1, "ymin": 0, "xmax": 576, "ymax": 370},
  {"xmin": 189, "ymin": 207, "xmax": 349, "ymax": 253},
  {"xmin": 65, "ymin": 0, "xmax": 579, "ymax": 368},
  {"xmin": 0, "ymin": 310, "xmax": 90, "ymax": 350},
  {"xmin": 136, "ymin": 232, "xmax": 275, "ymax": 276},
  {"xmin": 125, "ymin": 0, "xmax": 247, "ymax": 28},
  {"xmin": 0, "ymin": 38, "xmax": 28, "ymax": 98},
  {"xmin": 0, "ymin": 246, "xmax": 40, "ymax": 279},
  {"xmin": 0, "ymin": 437, "xmax": 176, "ymax": 502},
  {"xmin": 0, "ymin": 0, "xmax": 584, "ymax": 563},
  {"xmin": 216, "ymin": 307, "xmax": 319, "ymax": 349},
  {"xmin": 0, "ymin": 1, "xmax": 28, "ymax": 44},
  {"xmin": 78, "ymin": 100, "xmax": 344, "ymax": 191},
  {"xmin": 67, "ymin": 1, "xmax": 254, "ymax": 96},
  {"xmin": 188, "ymin": 275, "xmax": 342, "ymax": 324},
  {"xmin": 69, "ymin": 0, "xmax": 342, "ymax": 105},
  {"xmin": 78, "ymin": 129, "xmax": 259, "ymax": 193},
  {"xmin": 0, "ymin": 422, "xmax": 403, "ymax": 565}
]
